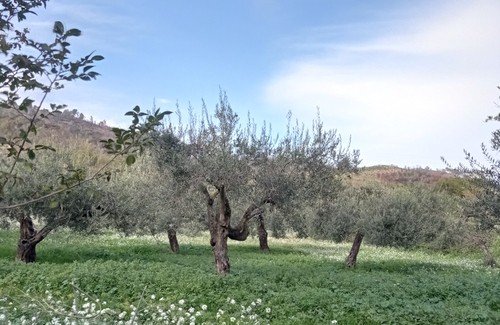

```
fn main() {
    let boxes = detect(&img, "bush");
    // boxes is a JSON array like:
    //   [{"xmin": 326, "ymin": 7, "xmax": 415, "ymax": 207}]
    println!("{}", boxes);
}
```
[{"xmin": 362, "ymin": 185, "xmax": 464, "ymax": 249}]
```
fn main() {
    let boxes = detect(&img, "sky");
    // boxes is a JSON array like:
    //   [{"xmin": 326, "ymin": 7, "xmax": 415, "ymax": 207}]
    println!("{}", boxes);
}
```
[{"xmin": 10, "ymin": 0, "xmax": 500, "ymax": 169}]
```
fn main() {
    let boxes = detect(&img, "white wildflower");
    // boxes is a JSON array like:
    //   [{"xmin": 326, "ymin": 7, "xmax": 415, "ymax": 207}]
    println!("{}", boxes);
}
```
[
  {"xmin": 266, "ymin": 307, "xmax": 271, "ymax": 313},
  {"xmin": 189, "ymin": 307, "xmax": 194, "ymax": 313},
  {"xmin": 230, "ymin": 317, "xmax": 236, "ymax": 322},
  {"xmin": 151, "ymin": 294, "xmax": 155, "ymax": 300},
  {"xmin": 202, "ymin": 305, "xmax": 207, "ymax": 310},
  {"xmin": 179, "ymin": 299, "xmax": 185, "ymax": 305},
  {"xmin": 230, "ymin": 299, "xmax": 235, "ymax": 304}
]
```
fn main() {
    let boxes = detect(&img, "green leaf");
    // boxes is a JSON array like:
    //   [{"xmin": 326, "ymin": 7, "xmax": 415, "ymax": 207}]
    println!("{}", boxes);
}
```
[
  {"xmin": 126, "ymin": 155, "xmax": 136, "ymax": 166},
  {"xmin": 28, "ymin": 149, "xmax": 35, "ymax": 160},
  {"xmin": 65, "ymin": 28, "xmax": 82, "ymax": 37},
  {"xmin": 83, "ymin": 65, "xmax": 94, "ymax": 73},
  {"xmin": 53, "ymin": 21, "xmax": 64, "ymax": 36},
  {"xmin": 50, "ymin": 200, "xmax": 59, "ymax": 209},
  {"xmin": 133, "ymin": 106, "xmax": 140, "ymax": 113},
  {"xmin": 91, "ymin": 55, "xmax": 104, "ymax": 61}
]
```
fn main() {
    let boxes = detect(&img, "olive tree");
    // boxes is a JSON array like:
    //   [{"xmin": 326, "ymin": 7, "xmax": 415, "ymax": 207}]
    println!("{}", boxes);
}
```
[{"xmin": 155, "ymin": 91, "xmax": 360, "ymax": 274}]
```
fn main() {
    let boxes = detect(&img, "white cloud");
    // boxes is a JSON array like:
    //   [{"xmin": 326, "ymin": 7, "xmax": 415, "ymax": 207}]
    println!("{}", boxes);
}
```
[{"xmin": 264, "ymin": 0, "xmax": 500, "ymax": 168}]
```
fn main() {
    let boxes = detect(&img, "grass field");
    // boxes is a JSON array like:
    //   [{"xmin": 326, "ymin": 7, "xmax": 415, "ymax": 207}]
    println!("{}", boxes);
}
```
[{"xmin": 1, "ymin": 229, "xmax": 500, "ymax": 324}]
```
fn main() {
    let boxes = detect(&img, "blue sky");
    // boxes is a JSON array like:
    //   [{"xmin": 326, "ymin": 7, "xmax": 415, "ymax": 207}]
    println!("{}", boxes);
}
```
[{"xmin": 13, "ymin": 0, "xmax": 500, "ymax": 168}]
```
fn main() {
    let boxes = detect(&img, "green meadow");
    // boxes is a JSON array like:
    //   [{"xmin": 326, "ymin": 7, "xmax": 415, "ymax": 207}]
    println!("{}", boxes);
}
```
[{"xmin": 1, "ymin": 229, "xmax": 499, "ymax": 324}]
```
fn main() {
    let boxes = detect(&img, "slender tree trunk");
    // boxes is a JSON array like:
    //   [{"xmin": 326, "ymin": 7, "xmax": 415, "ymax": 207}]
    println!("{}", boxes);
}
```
[
  {"xmin": 213, "ymin": 185, "xmax": 230, "ymax": 274},
  {"xmin": 345, "ymin": 231, "xmax": 364, "ymax": 268},
  {"xmin": 167, "ymin": 228, "xmax": 180, "ymax": 254},
  {"xmin": 472, "ymin": 237, "xmax": 497, "ymax": 268},
  {"xmin": 257, "ymin": 214, "xmax": 269, "ymax": 251}
]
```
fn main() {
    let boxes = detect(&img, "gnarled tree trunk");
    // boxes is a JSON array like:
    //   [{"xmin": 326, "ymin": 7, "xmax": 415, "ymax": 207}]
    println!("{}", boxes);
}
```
[
  {"xmin": 16, "ymin": 216, "xmax": 38, "ymax": 263},
  {"xmin": 203, "ymin": 183, "xmax": 268, "ymax": 273},
  {"xmin": 228, "ymin": 204, "xmax": 260, "ymax": 241},
  {"xmin": 15, "ymin": 214, "xmax": 66, "ymax": 263},
  {"xmin": 167, "ymin": 228, "xmax": 180, "ymax": 254},
  {"xmin": 257, "ymin": 214, "xmax": 269, "ymax": 251},
  {"xmin": 345, "ymin": 231, "xmax": 364, "ymax": 268}
]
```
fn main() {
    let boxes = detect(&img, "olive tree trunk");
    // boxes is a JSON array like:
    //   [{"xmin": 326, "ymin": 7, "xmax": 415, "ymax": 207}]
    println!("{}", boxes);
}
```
[
  {"xmin": 345, "ymin": 231, "xmax": 364, "ymax": 268},
  {"xmin": 203, "ymin": 183, "xmax": 268, "ymax": 274},
  {"xmin": 212, "ymin": 185, "xmax": 230, "ymax": 274},
  {"xmin": 15, "ymin": 214, "xmax": 66, "ymax": 263},
  {"xmin": 167, "ymin": 228, "xmax": 180, "ymax": 254},
  {"xmin": 257, "ymin": 214, "xmax": 269, "ymax": 251},
  {"xmin": 472, "ymin": 236, "xmax": 497, "ymax": 268}
]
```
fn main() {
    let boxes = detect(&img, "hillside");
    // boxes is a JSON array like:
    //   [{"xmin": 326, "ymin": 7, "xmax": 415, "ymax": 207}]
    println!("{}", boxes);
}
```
[
  {"xmin": 0, "ymin": 107, "xmax": 115, "ymax": 146},
  {"xmin": 348, "ymin": 164, "xmax": 456, "ymax": 187}
]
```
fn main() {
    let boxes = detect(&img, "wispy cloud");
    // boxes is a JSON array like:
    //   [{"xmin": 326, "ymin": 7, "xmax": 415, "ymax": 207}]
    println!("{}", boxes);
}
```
[{"xmin": 264, "ymin": 0, "xmax": 500, "ymax": 168}]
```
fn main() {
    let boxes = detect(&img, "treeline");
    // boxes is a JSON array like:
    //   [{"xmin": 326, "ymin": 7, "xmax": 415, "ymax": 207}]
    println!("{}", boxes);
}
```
[{"xmin": 2, "ymin": 92, "xmax": 497, "ymax": 272}]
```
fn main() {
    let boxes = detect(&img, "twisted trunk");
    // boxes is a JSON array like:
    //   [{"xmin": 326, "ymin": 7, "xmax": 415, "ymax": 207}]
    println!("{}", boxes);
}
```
[
  {"xmin": 228, "ymin": 204, "xmax": 259, "ymax": 241},
  {"xmin": 345, "ymin": 231, "xmax": 364, "ymax": 268},
  {"xmin": 167, "ymin": 228, "xmax": 180, "ymax": 254},
  {"xmin": 16, "ymin": 214, "xmax": 66, "ymax": 263},
  {"xmin": 202, "ymin": 183, "xmax": 269, "ymax": 273},
  {"xmin": 257, "ymin": 214, "xmax": 269, "ymax": 251}
]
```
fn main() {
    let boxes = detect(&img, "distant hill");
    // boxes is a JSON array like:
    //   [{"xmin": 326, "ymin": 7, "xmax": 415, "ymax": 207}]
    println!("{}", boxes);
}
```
[
  {"xmin": 0, "ymin": 107, "xmax": 114, "ymax": 146},
  {"xmin": 348, "ymin": 165, "xmax": 456, "ymax": 186}
]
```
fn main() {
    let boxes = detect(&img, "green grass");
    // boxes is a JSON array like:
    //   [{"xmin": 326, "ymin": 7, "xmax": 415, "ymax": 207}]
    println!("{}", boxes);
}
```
[{"xmin": 1, "ymin": 229, "xmax": 500, "ymax": 324}]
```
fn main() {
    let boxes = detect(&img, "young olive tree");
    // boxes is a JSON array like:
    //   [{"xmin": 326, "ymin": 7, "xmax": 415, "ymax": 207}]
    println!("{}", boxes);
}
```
[
  {"xmin": 442, "ymin": 87, "xmax": 500, "ymax": 267},
  {"xmin": 155, "ymin": 91, "xmax": 360, "ymax": 274},
  {"xmin": 0, "ymin": 1, "xmax": 170, "ymax": 262}
]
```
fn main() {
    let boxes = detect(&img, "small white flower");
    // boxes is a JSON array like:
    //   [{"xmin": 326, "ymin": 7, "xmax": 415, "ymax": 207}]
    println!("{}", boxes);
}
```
[
  {"xmin": 160, "ymin": 297, "xmax": 165, "ymax": 301},
  {"xmin": 189, "ymin": 307, "xmax": 194, "ymax": 313},
  {"xmin": 196, "ymin": 312, "xmax": 201, "ymax": 316},
  {"xmin": 95, "ymin": 299, "xmax": 99, "ymax": 302},
  {"xmin": 266, "ymin": 307, "xmax": 271, "ymax": 313},
  {"xmin": 256, "ymin": 299, "xmax": 262, "ymax": 304},
  {"xmin": 151, "ymin": 295, "xmax": 155, "ymax": 300},
  {"xmin": 230, "ymin": 317, "xmax": 236, "ymax": 322},
  {"xmin": 170, "ymin": 304, "xmax": 176, "ymax": 310},
  {"xmin": 246, "ymin": 306, "xmax": 252, "ymax": 312},
  {"xmin": 332, "ymin": 321, "xmax": 338, "ymax": 324},
  {"xmin": 202, "ymin": 305, "xmax": 207, "ymax": 310},
  {"xmin": 179, "ymin": 299, "xmax": 185, "ymax": 305},
  {"xmin": 230, "ymin": 299, "xmax": 235, "ymax": 304}
]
